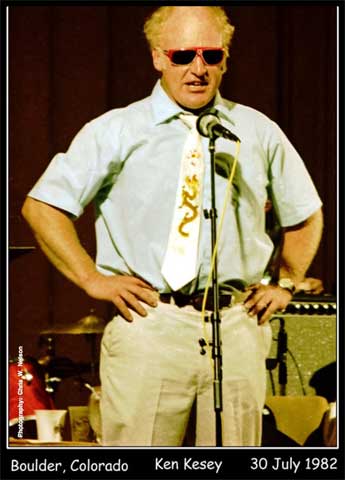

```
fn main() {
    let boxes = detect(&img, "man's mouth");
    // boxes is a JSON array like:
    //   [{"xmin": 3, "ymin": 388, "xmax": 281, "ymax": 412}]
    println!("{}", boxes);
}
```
[{"xmin": 185, "ymin": 81, "xmax": 208, "ymax": 88}]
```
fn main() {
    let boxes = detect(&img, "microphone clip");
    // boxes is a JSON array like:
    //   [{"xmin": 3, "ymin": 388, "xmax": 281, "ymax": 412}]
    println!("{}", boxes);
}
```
[{"xmin": 199, "ymin": 338, "xmax": 207, "ymax": 355}]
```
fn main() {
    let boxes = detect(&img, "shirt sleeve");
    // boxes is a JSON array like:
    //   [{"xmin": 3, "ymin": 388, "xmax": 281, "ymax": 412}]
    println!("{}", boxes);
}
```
[
  {"xmin": 27, "ymin": 120, "xmax": 120, "ymax": 218},
  {"xmin": 266, "ymin": 121, "xmax": 323, "ymax": 227}
]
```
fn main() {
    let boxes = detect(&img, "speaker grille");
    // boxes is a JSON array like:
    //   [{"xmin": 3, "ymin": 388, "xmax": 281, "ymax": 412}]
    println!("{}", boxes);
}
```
[{"xmin": 266, "ymin": 313, "xmax": 336, "ymax": 396}]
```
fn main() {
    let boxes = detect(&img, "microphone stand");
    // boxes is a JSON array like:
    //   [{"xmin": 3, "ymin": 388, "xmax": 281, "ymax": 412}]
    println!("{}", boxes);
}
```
[{"xmin": 203, "ymin": 134, "xmax": 223, "ymax": 446}]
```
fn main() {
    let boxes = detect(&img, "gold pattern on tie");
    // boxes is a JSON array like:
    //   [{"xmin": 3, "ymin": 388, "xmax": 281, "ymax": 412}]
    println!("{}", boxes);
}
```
[{"xmin": 161, "ymin": 114, "xmax": 204, "ymax": 291}]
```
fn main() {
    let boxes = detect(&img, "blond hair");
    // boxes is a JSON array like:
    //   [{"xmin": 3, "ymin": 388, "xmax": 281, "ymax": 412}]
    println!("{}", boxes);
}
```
[{"xmin": 143, "ymin": 6, "xmax": 235, "ymax": 54}]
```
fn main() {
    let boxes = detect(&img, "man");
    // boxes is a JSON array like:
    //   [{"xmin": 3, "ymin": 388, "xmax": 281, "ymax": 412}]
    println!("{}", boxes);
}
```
[{"xmin": 22, "ymin": 6, "xmax": 323, "ymax": 446}]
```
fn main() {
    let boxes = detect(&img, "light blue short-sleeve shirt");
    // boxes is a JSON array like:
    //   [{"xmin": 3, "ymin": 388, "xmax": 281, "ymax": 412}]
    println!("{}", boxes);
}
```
[{"xmin": 28, "ymin": 81, "xmax": 322, "ymax": 293}]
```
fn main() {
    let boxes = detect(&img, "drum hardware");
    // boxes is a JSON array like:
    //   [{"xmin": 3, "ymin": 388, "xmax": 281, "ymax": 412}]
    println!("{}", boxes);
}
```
[
  {"xmin": 38, "ymin": 334, "xmax": 56, "ymax": 367},
  {"xmin": 41, "ymin": 356, "xmax": 98, "ymax": 395},
  {"xmin": 43, "ymin": 356, "xmax": 79, "ymax": 377},
  {"xmin": 40, "ymin": 310, "xmax": 105, "ymax": 385},
  {"xmin": 44, "ymin": 375, "xmax": 62, "ymax": 394},
  {"xmin": 22, "ymin": 368, "xmax": 34, "ymax": 384},
  {"xmin": 40, "ymin": 310, "xmax": 106, "ymax": 335},
  {"xmin": 84, "ymin": 334, "xmax": 99, "ymax": 383}
]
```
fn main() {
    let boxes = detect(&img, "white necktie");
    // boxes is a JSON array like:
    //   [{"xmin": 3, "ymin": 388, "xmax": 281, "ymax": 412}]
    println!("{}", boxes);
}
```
[{"xmin": 161, "ymin": 114, "xmax": 204, "ymax": 291}]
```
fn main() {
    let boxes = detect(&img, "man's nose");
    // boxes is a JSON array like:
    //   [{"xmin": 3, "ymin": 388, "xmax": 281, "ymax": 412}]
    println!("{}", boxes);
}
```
[{"xmin": 190, "ymin": 53, "xmax": 207, "ymax": 75}]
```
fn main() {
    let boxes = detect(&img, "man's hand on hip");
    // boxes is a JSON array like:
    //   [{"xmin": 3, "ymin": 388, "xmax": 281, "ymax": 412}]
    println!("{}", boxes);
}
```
[
  {"xmin": 244, "ymin": 283, "xmax": 292, "ymax": 325},
  {"xmin": 84, "ymin": 272, "xmax": 158, "ymax": 321}
]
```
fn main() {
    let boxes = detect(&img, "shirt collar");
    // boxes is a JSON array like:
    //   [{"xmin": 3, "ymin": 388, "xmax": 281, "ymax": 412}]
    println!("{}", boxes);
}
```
[
  {"xmin": 213, "ymin": 94, "xmax": 236, "ymax": 127},
  {"xmin": 151, "ymin": 81, "xmax": 182, "ymax": 125},
  {"xmin": 150, "ymin": 80, "xmax": 235, "ymax": 126}
]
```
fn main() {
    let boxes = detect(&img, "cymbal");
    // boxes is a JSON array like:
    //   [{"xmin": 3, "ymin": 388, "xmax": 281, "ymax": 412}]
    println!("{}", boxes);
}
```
[{"xmin": 41, "ymin": 313, "xmax": 106, "ymax": 335}]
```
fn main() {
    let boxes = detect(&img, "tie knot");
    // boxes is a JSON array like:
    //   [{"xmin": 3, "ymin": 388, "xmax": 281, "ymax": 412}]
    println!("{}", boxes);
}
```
[{"xmin": 179, "ymin": 113, "xmax": 198, "ymax": 131}]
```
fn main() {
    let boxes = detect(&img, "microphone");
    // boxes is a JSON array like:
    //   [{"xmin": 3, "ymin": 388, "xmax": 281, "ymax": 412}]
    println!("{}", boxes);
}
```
[
  {"xmin": 277, "ymin": 319, "xmax": 287, "ymax": 362},
  {"xmin": 197, "ymin": 108, "xmax": 240, "ymax": 142},
  {"xmin": 277, "ymin": 318, "xmax": 288, "ymax": 395}
]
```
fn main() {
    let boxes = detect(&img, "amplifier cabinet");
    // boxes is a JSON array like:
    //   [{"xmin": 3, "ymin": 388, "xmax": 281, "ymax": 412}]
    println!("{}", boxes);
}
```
[{"xmin": 266, "ymin": 303, "xmax": 336, "ymax": 397}]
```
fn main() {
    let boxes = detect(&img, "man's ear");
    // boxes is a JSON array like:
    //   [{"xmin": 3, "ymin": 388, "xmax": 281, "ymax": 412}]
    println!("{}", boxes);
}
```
[
  {"xmin": 152, "ymin": 49, "xmax": 165, "ymax": 72},
  {"xmin": 220, "ymin": 59, "xmax": 228, "ymax": 74}
]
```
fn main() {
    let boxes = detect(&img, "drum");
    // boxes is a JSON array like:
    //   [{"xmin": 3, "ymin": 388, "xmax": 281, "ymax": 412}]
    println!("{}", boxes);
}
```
[{"xmin": 9, "ymin": 356, "xmax": 55, "ymax": 439}]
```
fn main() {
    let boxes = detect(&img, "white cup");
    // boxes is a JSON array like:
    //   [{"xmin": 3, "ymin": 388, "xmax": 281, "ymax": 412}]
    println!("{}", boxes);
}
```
[{"xmin": 35, "ymin": 409, "xmax": 67, "ymax": 442}]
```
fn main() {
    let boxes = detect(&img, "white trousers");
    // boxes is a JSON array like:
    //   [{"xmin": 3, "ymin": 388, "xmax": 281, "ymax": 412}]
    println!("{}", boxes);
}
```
[{"xmin": 99, "ymin": 301, "xmax": 271, "ymax": 446}]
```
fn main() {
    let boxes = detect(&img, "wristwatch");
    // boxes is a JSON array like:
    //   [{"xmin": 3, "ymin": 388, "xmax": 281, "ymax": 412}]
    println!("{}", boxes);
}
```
[{"xmin": 278, "ymin": 278, "xmax": 296, "ymax": 294}]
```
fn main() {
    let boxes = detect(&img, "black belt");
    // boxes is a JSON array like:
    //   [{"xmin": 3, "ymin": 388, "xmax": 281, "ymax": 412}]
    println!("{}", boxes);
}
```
[{"xmin": 160, "ymin": 291, "xmax": 232, "ymax": 312}]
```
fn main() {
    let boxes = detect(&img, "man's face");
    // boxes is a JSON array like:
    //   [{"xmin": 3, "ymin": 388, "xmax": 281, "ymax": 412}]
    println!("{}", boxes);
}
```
[{"xmin": 152, "ymin": 7, "xmax": 226, "ymax": 111}]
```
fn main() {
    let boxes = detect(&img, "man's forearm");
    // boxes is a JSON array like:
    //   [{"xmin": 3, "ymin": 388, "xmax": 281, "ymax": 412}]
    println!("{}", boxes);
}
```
[
  {"xmin": 22, "ymin": 197, "xmax": 98, "ymax": 290},
  {"xmin": 279, "ymin": 208, "xmax": 324, "ymax": 283},
  {"xmin": 22, "ymin": 197, "xmax": 158, "ymax": 321}
]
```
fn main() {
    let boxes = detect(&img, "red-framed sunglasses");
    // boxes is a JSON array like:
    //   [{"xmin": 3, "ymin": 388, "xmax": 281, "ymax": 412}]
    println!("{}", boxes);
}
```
[{"xmin": 162, "ymin": 47, "xmax": 225, "ymax": 66}]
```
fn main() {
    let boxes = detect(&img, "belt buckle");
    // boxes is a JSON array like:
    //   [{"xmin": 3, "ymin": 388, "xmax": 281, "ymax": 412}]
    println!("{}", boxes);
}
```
[{"xmin": 191, "ymin": 295, "xmax": 204, "ymax": 311}]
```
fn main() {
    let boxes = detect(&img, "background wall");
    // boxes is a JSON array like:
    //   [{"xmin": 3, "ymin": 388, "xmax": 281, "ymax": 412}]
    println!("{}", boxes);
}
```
[{"xmin": 8, "ymin": 5, "xmax": 337, "ymax": 407}]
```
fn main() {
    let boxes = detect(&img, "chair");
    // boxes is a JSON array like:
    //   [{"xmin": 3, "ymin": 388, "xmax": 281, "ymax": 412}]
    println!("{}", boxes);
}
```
[{"xmin": 264, "ymin": 395, "xmax": 329, "ymax": 446}]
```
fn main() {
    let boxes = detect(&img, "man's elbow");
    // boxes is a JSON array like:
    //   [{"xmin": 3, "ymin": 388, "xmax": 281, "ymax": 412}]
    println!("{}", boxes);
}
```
[
  {"xmin": 21, "ymin": 196, "xmax": 34, "ymax": 224},
  {"xmin": 21, "ymin": 196, "xmax": 46, "ymax": 230},
  {"xmin": 306, "ymin": 208, "xmax": 324, "ymax": 247},
  {"xmin": 308, "ymin": 207, "xmax": 324, "ymax": 230},
  {"xmin": 283, "ymin": 207, "xmax": 324, "ymax": 235}
]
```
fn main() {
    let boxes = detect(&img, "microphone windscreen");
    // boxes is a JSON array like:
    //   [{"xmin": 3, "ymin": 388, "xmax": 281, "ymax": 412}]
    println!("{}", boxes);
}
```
[{"xmin": 196, "ymin": 108, "xmax": 219, "ymax": 138}]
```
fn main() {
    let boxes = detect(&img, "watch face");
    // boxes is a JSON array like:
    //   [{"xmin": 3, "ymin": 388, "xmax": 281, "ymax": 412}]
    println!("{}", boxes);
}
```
[{"xmin": 279, "ymin": 278, "xmax": 295, "ymax": 291}]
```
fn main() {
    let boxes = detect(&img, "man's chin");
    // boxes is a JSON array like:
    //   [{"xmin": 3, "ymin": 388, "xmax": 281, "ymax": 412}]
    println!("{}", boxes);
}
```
[{"xmin": 178, "ymin": 95, "xmax": 215, "ymax": 113}]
